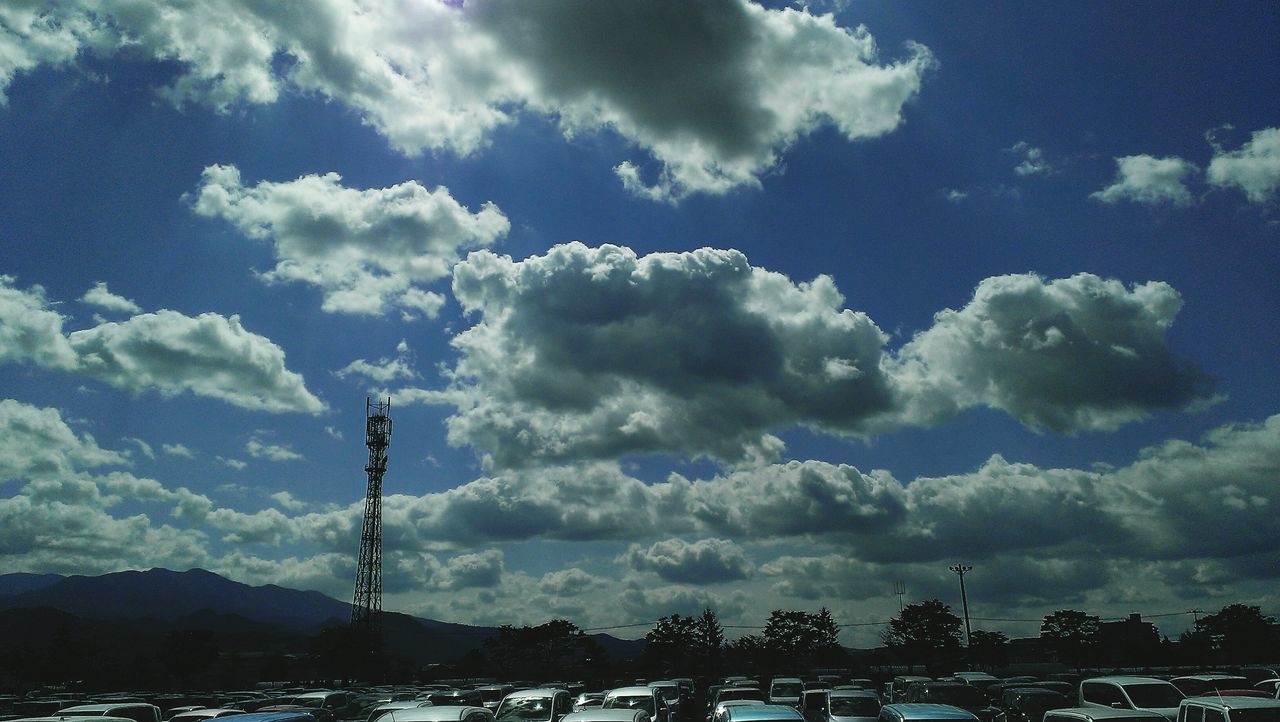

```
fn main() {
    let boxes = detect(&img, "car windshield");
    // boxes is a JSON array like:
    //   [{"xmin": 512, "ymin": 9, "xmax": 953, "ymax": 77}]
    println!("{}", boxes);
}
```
[
  {"xmin": 772, "ymin": 685, "xmax": 803, "ymax": 698},
  {"xmin": 481, "ymin": 691, "xmax": 506, "ymax": 703},
  {"xmin": 605, "ymin": 697, "xmax": 654, "ymax": 716},
  {"xmin": 830, "ymin": 698, "xmax": 880, "ymax": 717},
  {"xmin": 497, "ymin": 697, "xmax": 554, "ymax": 722},
  {"xmin": 653, "ymin": 687, "xmax": 680, "ymax": 702},
  {"xmin": 721, "ymin": 691, "xmax": 765, "ymax": 703},
  {"xmin": 1124, "ymin": 685, "xmax": 1183, "ymax": 708},
  {"xmin": 931, "ymin": 687, "xmax": 986, "ymax": 707},
  {"xmin": 1232, "ymin": 710, "xmax": 1280, "ymax": 722},
  {"xmin": 282, "ymin": 698, "xmax": 325, "ymax": 709},
  {"xmin": 1015, "ymin": 696, "xmax": 1068, "ymax": 718}
]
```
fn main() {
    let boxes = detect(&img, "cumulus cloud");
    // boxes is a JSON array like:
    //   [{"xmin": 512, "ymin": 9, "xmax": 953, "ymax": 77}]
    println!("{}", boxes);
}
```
[
  {"xmin": 430, "ymin": 242, "xmax": 895, "ymax": 467},
  {"xmin": 80, "ymin": 282, "xmax": 142, "ymax": 314},
  {"xmin": 68, "ymin": 311, "xmax": 326, "ymax": 414},
  {"xmin": 246, "ymin": 436, "xmax": 305, "ymax": 462},
  {"xmin": 3, "ymin": 1, "xmax": 930, "ymax": 200},
  {"xmin": 0, "ymin": 275, "xmax": 78, "ymax": 369},
  {"xmin": 619, "ymin": 583, "xmax": 748, "ymax": 621},
  {"xmin": 623, "ymin": 538, "xmax": 752, "ymax": 583},
  {"xmin": 1, "ymin": 276, "xmax": 325, "ymax": 414},
  {"xmin": 1206, "ymin": 127, "xmax": 1280, "ymax": 203},
  {"xmin": 190, "ymin": 165, "xmax": 509, "ymax": 318},
  {"xmin": 162, "ymin": 443, "xmax": 195, "ymax": 458},
  {"xmin": 0, "ymin": 399, "xmax": 127, "ymax": 483},
  {"xmin": 411, "ymin": 245, "xmax": 1211, "ymax": 467},
  {"xmin": 892, "ymin": 272, "xmax": 1213, "ymax": 433},
  {"xmin": 336, "ymin": 340, "xmax": 417, "ymax": 383},
  {"xmin": 1009, "ymin": 141, "xmax": 1052, "ymax": 176},
  {"xmin": 539, "ymin": 567, "xmax": 598, "ymax": 596},
  {"xmin": 1091, "ymin": 154, "xmax": 1197, "ymax": 206}
]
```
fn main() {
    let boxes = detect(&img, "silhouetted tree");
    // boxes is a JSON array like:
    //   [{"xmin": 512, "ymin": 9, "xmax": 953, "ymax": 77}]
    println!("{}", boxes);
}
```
[
  {"xmin": 697, "ymin": 608, "xmax": 725, "ymax": 675},
  {"xmin": 644, "ymin": 613, "xmax": 700, "ymax": 675},
  {"xmin": 484, "ymin": 619, "xmax": 601, "ymax": 680},
  {"xmin": 967, "ymin": 630, "xmax": 1009, "ymax": 670},
  {"xmin": 1040, "ymin": 610, "xmax": 1100, "ymax": 670},
  {"xmin": 884, "ymin": 599, "xmax": 963, "ymax": 673},
  {"xmin": 1193, "ymin": 604, "xmax": 1278, "ymax": 663}
]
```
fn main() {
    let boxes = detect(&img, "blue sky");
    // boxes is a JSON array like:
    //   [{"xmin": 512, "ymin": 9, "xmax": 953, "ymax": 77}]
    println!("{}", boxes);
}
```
[{"xmin": 0, "ymin": 0, "xmax": 1277, "ymax": 646}]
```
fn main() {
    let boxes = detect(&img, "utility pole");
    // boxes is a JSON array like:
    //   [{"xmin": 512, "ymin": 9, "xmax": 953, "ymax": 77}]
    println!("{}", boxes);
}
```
[
  {"xmin": 949, "ymin": 563, "xmax": 973, "ymax": 647},
  {"xmin": 352, "ymin": 397, "xmax": 392, "ymax": 655}
]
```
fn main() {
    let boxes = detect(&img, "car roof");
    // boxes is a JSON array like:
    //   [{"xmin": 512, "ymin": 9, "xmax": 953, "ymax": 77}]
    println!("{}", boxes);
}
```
[
  {"xmin": 606, "ymin": 689, "xmax": 655, "ymax": 697},
  {"xmin": 1045, "ymin": 709, "xmax": 1167, "ymax": 720},
  {"xmin": 771, "ymin": 679, "xmax": 803, "ymax": 684},
  {"xmin": 882, "ymin": 704, "xmax": 979, "ymax": 721},
  {"xmin": 386, "ymin": 707, "xmax": 490, "ymax": 722},
  {"xmin": 1082, "ymin": 678, "xmax": 1173, "ymax": 685},
  {"xmin": 10, "ymin": 717, "xmax": 135, "ymax": 722},
  {"xmin": 1182, "ymin": 698, "xmax": 1280, "ymax": 710},
  {"xmin": 61, "ymin": 705, "xmax": 156, "ymax": 712},
  {"xmin": 505, "ymin": 690, "xmax": 564, "ymax": 699},
  {"xmin": 204, "ymin": 714, "xmax": 315, "ymax": 722},
  {"xmin": 830, "ymin": 691, "xmax": 879, "ymax": 699},
  {"xmin": 724, "ymin": 705, "xmax": 804, "ymax": 722},
  {"xmin": 562, "ymin": 711, "xmax": 647, "ymax": 722}
]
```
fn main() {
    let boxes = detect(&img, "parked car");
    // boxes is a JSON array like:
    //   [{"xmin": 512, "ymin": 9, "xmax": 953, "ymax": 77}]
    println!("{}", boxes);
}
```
[
  {"xmin": 710, "ymin": 690, "xmax": 768, "ymax": 720},
  {"xmin": 771, "ymin": 680, "xmax": 805, "ymax": 709},
  {"xmin": 829, "ymin": 690, "xmax": 881, "ymax": 722},
  {"xmin": 369, "ymin": 703, "xmax": 434, "ymax": 722},
  {"xmin": 562, "ymin": 711, "xmax": 650, "ymax": 722},
  {"xmin": 605, "ymin": 688, "xmax": 671, "ymax": 722},
  {"xmin": 58, "ymin": 704, "xmax": 161, "ymax": 722},
  {"xmin": 169, "ymin": 710, "xmax": 248, "ymax": 722},
  {"xmin": 1044, "ymin": 709, "xmax": 1166, "ymax": 722},
  {"xmin": 1079, "ymin": 679, "xmax": 1184, "ymax": 722},
  {"xmin": 430, "ymin": 695, "xmax": 486, "ymax": 710},
  {"xmin": 1178, "ymin": 698, "xmax": 1280, "ymax": 722},
  {"xmin": 574, "ymin": 697, "xmax": 606, "ymax": 714},
  {"xmin": 496, "ymin": 690, "xmax": 573, "ymax": 722},
  {"xmin": 801, "ymin": 690, "xmax": 830, "ymax": 722},
  {"xmin": 380, "ymin": 709, "xmax": 494, "ymax": 722},
  {"xmin": 479, "ymin": 689, "xmax": 516, "ymax": 714},
  {"xmin": 889, "ymin": 681, "xmax": 935, "ymax": 705},
  {"xmin": 904, "ymin": 683, "xmax": 1001, "ymax": 722},
  {"xmin": 651, "ymin": 684, "xmax": 683, "ymax": 722},
  {"xmin": 712, "ymin": 701, "xmax": 766, "ymax": 722},
  {"xmin": 878, "ymin": 704, "xmax": 978, "ymax": 722},
  {"xmin": 1171, "ymin": 679, "xmax": 1251, "ymax": 697},
  {"xmin": 998, "ymin": 689, "xmax": 1070, "ymax": 722},
  {"xmin": 723, "ymin": 706, "xmax": 803, "ymax": 722}
]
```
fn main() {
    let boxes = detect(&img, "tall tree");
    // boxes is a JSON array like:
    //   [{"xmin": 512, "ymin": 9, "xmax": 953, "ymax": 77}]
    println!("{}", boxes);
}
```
[
  {"xmin": 696, "ymin": 608, "xmax": 725, "ymax": 673},
  {"xmin": 1193, "ymin": 604, "xmax": 1278, "ymax": 663},
  {"xmin": 883, "ymin": 599, "xmax": 963, "ymax": 672},
  {"xmin": 967, "ymin": 629, "xmax": 1009, "ymax": 670},
  {"xmin": 644, "ymin": 613, "xmax": 700, "ymax": 675},
  {"xmin": 1040, "ymin": 609, "xmax": 1100, "ymax": 670}
]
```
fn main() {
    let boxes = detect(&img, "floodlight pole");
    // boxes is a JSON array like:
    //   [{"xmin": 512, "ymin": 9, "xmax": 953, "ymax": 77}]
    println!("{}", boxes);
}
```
[{"xmin": 949, "ymin": 563, "xmax": 973, "ymax": 647}]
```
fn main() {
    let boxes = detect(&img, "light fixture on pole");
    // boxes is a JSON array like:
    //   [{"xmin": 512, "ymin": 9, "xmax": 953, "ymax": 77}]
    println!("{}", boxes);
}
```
[{"xmin": 949, "ymin": 563, "xmax": 973, "ymax": 647}]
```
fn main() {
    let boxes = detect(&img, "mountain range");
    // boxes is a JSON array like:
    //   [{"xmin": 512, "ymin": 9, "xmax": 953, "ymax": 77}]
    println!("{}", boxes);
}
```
[{"xmin": 0, "ymin": 568, "xmax": 645, "ymax": 665}]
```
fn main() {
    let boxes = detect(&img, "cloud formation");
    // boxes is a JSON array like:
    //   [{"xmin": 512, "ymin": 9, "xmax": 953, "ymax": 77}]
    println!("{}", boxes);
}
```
[
  {"xmin": 408, "ymin": 244, "xmax": 1212, "ymax": 467},
  {"xmin": 1207, "ymin": 127, "xmax": 1280, "ymax": 203},
  {"xmin": 1, "ymin": 277, "xmax": 324, "ymax": 414},
  {"xmin": 891, "ymin": 272, "xmax": 1213, "ymax": 433},
  {"xmin": 191, "ymin": 165, "xmax": 509, "ymax": 318},
  {"xmin": 2, "ymin": 1, "xmax": 930, "ymax": 200},
  {"xmin": 81, "ymin": 282, "xmax": 143, "ymax": 314},
  {"xmin": 622, "ymin": 538, "xmax": 752, "ymax": 584},
  {"xmin": 1091, "ymin": 154, "xmax": 1197, "ymax": 206}
]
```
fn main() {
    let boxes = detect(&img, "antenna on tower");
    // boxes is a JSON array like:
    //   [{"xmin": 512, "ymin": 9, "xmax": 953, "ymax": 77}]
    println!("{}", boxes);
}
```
[{"xmin": 352, "ymin": 397, "xmax": 391, "ymax": 647}]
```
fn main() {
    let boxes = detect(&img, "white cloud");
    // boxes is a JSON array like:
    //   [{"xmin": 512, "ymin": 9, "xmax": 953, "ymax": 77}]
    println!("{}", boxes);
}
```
[
  {"xmin": 4, "ymin": 1, "xmax": 930, "ymax": 201},
  {"xmin": 619, "ymin": 583, "xmax": 747, "ymax": 621},
  {"xmin": 68, "ymin": 311, "xmax": 326, "ymax": 414},
  {"xmin": 162, "ymin": 443, "xmax": 195, "ymax": 458},
  {"xmin": 1206, "ymin": 127, "xmax": 1280, "ymax": 203},
  {"xmin": 1091, "ymin": 154, "xmax": 1198, "ymax": 206},
  {"xmin": 124, "ymin": 437, "xmax": 156, "ymax": 460},
  {"xmin": 270, "ymin": 491, "xmax": 308, "ymax": 512},
  {"xmin": 217, "ymin": 456, "xmax": 247, "ymax": 470},
  {"xmin": 191, "ymin": 165, "xmax": 509, "ymax": 317},
  {"xmin": 2, "ymin": 276, "xmax": 325, "ymax": 414},
  {"xmin": 0, "ymin": 399, "xmax": 127, "ymax": 483},
  {"xmin": 431, "ymin": 242, "xmax": 895, "ymax": 467},
  {"xmin": 0, "ymin": 275, "xmax": 77, "ymax": 369},
  {"xmin": 1009, "ymin": 141, "xmax": 1052, "ymax": 176},
  {"xmin": 246, "ymin": 436, "xmax": 304, "ymax": 462},
  {"xmin": 412, "ymin": 245, "xmax": 1211, "ymax": 467},
  {"xmin": 539, "ymin": 567, "xmax": 598, "ymax": 596},
  {"xmin": 80, "ymin": 281, "xmax": 142, "ymax": 314},
  {"xmin": 622, "ymin": 538, "xmax": 752, "ymax": 584},
  {"xmin": 891, "ymin": 272, "xmax": 1213, "ymax": 433},
  {"xmin": 336, "ymin": 340, "xmax": 417, "ymax": 383},
  {"xmin": 323, "ymin": 426, "xmax": 344, "ymax": 441}
]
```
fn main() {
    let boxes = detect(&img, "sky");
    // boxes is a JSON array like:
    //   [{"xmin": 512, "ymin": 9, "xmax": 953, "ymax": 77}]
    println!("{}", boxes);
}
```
[{"xmin": 1, "ymin": 0, "xmax": 1278, "ymax": 648}]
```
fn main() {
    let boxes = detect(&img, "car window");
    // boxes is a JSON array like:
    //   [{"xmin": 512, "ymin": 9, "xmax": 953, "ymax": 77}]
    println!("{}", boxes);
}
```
[
  {"xmin": 1083, "ymin": 684, "xmax": 1125, "ymax": 707},
  {"xmin": 1124, "ymin": 685, "xmax": 1183, "ymax": 709},
  {"xmin": 830, "ymin": 698, "xmax": 879, "ymax": 717},
  {"xmin": 1203, "ymin": 710, "xmax": 1224, "ymax": 722}
]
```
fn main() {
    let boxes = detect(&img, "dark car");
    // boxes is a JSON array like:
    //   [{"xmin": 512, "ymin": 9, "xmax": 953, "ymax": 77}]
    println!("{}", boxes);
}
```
[
  {"xmin": 905, "ymin": 684, "xmax": 1001, "ymax": 722},
  {"xmin": 1000, "ymin": 689, "xmax": 1070, "ymax": 722}
]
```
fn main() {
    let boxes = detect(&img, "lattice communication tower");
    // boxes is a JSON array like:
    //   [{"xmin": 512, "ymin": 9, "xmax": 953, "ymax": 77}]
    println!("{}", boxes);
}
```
[{"xmin": 352, "ymin": 397, "xmax": 391, "ymax": 640}]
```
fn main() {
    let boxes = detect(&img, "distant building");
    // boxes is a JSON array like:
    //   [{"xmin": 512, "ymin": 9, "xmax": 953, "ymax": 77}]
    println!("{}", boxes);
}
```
[{"xmin": 1100, "ymin": 613, "xmax": 1162, "ymax": 666}]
